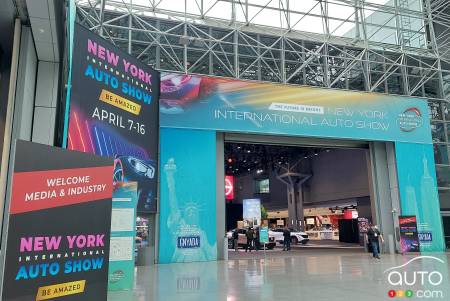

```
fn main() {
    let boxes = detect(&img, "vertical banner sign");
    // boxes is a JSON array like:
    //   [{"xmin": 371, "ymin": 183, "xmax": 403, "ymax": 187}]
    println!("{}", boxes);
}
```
[
  {"xmin": 66, "ymin": 24, "xmax": 160, "ymax": 212},
  {"xmin": 395, "ymin": 142, "xmax": 445, "ymax": 252},
  {"xmin": 243, "ymin": 199, "xmax": 261, "ymax": 226},
  {"xmin": 399, "ymin": 216, "xmax": 420, "ymax": 253},
  {"xmin": 224, "ymin": 175, "xmax": 234, "ymax": 200},
  {"xmin": 108, "ymin": 182, "xmax": 138, "ymax": 291},
  {"xmin": 159, "ymin": 128, "xmax": 217, "ymax": 263},
  {"xmin": 1, "ymin": 140, "xmax": 113, "ymax": 301}
]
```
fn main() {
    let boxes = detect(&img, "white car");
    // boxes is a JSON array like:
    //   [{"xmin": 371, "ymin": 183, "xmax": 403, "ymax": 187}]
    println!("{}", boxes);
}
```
[{"xmin": 269, "ymin": 228, "xmax": 309, "ymax": 245}]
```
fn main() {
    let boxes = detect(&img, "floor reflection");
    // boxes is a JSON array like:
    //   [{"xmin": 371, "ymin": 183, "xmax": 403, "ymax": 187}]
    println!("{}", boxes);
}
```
[{"xmin": 108, "ymin": 251, "xmax": 450, "ymax": 301}]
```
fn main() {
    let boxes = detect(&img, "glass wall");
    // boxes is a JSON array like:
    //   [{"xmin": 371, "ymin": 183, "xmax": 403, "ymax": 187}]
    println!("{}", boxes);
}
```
[
  {"xmin": 95, "ymin": 0, "xmax": 427, "ymax": 48},
  {"xmin": 431, "ymin": 99, "xmax": 450, "ymax": 211},
  {"xmin": 75, "ymin": 0, "xmax": 450, "ymax": 214}
]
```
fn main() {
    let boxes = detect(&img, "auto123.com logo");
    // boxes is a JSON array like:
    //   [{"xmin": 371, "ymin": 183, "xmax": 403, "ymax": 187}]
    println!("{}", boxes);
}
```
[
  {"xmin": 384, "ymin": 256, "xmax": 445, "ymax": 299},
  {"xmin": 397, "ymin": 107, "xmax": 423, "ymax": 132}
]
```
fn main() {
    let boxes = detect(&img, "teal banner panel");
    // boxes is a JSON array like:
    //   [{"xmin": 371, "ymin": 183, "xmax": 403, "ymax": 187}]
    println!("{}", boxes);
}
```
[
  {"xmin": 108, "ymin": 182, "xmax": 138, "ymax": 291},
  {"xmin": 159, "ymin": 128, "xmax": 217, "ymax": 263},
  {"xmin": 160, "ymin": 74, "xmax": 431, "ymax": 144},
  {"xmin": 395, "ymin": 142, "xmax": 445, "ymax": 252}
]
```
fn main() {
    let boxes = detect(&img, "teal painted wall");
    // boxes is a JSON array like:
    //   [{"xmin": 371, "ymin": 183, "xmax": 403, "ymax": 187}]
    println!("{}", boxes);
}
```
[
  {"xmin": 159, "ymin": 128, "xmax": 217, "ymax": 263},
  {"xmin": 396, "ymin": 142, "xmax": 445, "ymax": 252}
]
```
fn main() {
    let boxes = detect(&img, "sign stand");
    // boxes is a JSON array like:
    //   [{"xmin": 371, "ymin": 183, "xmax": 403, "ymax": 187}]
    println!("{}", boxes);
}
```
[
  {"xmin": 1, "ymin": 140, "xmax": 113, "ymax": 301},
  {"xmin": 108, "ymin": 182, "xmax": 138, "ymax": 291},
  {"xmin": 259, "ymin": 227, "xmax": 269, "ymax": 266},
  {"xmin": 399, "ymin": 215, "xmax": 420, "ymax": 253}
]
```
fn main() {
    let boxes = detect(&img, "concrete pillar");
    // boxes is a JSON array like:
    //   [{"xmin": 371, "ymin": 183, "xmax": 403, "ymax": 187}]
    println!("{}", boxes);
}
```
[
  {"xmin": 286, "ymin": 180, "xmax": 308, "ymax": 231},
  {"xmin": 386, "ymin": 142, "xmax": 402, "ymax": 252},
  {"xmin": 32, "ymin": 61, "xmax": 59, "ymax": 145},
  {"xmin": 216, "ymin": 133, "xmax": 225, "ymax": 259},
  {"xmin": 0, "ymin": 19, "xmax": 21, "ymax": 250},
  {"xmin": 369, "ymin": 142, "xmax": 398, "ymax": 254},
  {"xmin": 12, "ymin": 26, "xmax": 37, "ymax": 141},
  {"xmin": 297, "ymin": 186, "xmax": 305, "ymax": 231},
  {"xmin": 287, "ymin": 186, "xmax": 296, "ymax": 228}
]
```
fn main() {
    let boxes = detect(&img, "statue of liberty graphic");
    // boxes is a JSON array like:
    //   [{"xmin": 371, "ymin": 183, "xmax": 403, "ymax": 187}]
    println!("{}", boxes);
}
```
[
  {"xmin": 417, "ymin": 155, "xmax": 442, "ymax": 251},
  {"xmin": 164, "ymin": 158, "xmax": 216, "ymax": 262},
  {"xmin": 418, "ymin": 156, "xmax": 437, "ymax": 222}
]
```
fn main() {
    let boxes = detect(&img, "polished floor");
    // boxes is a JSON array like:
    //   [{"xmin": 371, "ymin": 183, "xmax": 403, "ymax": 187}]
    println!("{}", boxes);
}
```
[{"xmin": 108, "ymin": 250, "xmax": 450, "ymax": 301}]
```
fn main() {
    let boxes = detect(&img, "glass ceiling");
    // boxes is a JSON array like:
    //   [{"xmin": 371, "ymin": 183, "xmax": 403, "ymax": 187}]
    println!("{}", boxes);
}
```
[{"xmin": 88, "ymin": 0, "xmax": 426, "ymax": 48}]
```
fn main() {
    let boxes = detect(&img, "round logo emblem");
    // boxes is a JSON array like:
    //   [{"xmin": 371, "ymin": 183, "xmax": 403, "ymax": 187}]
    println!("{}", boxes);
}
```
[{"xmin": 397, "ymin": 107, "xmax": 423, "ymax": 132}]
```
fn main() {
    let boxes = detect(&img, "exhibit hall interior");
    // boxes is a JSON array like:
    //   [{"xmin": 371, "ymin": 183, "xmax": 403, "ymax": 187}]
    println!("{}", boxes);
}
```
[
  {"xmin": 224, "ymin": 140, "xmax": 375, "ymax": 255},
  {"xmin": 0, "ymin": 0, "xmax": 449, "ymax": 300}
]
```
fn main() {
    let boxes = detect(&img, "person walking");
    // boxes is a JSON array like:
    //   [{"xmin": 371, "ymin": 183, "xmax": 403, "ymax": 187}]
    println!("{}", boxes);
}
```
[
  {"xmin": 246, "ymin": 228, "xmax": 254, "ymax": 252},
  {"xmin": 233, "ymin": 229, "xmax": 239, "ymax": 252},
  {"xmin": 254, "ymin": 227, "xmax": 260, "ymax": 251},
  {"xmin": 366, "ymin": 224, "xmax": 384, "ymax": 259},
  {"xmin": 283, "ymin": 226, "xmax": 291, "ymax": 251}
]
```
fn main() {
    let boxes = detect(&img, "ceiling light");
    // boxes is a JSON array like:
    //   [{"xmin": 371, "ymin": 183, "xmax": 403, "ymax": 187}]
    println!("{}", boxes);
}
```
[{"xmin": 247, "ymin": 150, "xmax": 251, "ymax": 153}]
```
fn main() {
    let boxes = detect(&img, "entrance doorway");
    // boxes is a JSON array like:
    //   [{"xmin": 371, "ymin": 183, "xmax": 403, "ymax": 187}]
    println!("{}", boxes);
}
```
[{"xmin": 223, "ymin": 135, "xmax": 377, "ymax": 256}]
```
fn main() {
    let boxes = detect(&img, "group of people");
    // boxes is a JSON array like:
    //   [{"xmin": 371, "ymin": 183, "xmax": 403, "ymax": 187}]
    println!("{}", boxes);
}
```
[
  {"xmin": 246, "ymin": 227, "xmax": 258, "ymax": 252},
  {"xmin": 232, "ymin": 225, "xmax": 293, "ymax": 252},
  {"xmin": 232, "ymin": 227, "xmax": 262, "ymax": 252}
]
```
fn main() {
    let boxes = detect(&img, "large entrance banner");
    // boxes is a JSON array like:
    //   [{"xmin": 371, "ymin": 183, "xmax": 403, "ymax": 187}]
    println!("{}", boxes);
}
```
[
  {"xmin": 160, "ymin": 73, "xmax": 430, "ymax": 144},
  {"xmin": 1, "ymin": 140, "xmax": 113, "ymax": 301},
  {"xmin": 66, "ymin": 24, "xmax": 160, "ymax": 212},
  {"xmin": 159, "ymin": 73, "xmax": 445, "ymax": 258}
]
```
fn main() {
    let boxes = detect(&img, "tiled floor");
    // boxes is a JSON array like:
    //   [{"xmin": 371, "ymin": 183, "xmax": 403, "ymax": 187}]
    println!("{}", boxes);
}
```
[{"xmin": 108, "ymin": 250, "xmax": 450, "ymax": 301}]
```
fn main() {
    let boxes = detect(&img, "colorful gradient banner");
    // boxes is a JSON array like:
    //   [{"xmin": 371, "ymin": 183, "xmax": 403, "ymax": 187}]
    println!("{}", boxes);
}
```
[{"xmin": 160, "ymin": 73, "xmax": 431, "ymax": 144}]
